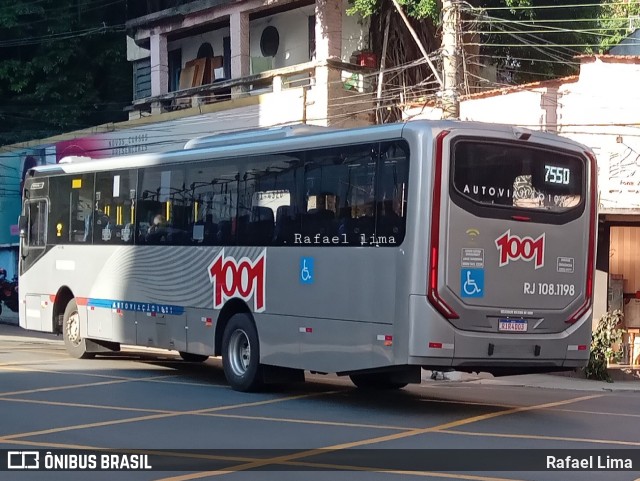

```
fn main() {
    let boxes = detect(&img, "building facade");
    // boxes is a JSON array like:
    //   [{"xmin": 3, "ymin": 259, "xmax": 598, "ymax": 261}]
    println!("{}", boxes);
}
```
[
  {"xmin": 404, "ymin": 53, "xmax": 640, "ymax": 362},
  {"xmin": 0, "ymin": 0, "xmax": 378, "ymax": 278}
]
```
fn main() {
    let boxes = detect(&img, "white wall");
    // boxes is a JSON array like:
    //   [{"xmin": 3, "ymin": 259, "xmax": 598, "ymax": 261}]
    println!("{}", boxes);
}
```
[
  {"xmin": 557, "ymin": 60, "xmax": 640, "ymax": 212},
  {"xmin": 250, "ymin": 6, "xmax": 315, "ymax": 70},
  {"xmin": 168, "ymin": 27, "xmax": 231, "ymax": 69},
  {"xmin": 459, "ymin": 89, "xmax": 550, "ymax": 128},
  {"xmin": 162, "ymin": 1, "xmax": 368, "ymax": 73},
  {"xmin": 405, "ymin": 58, "xmax": 640, "ymax": 212},
  {"xmin": 341, "ymin": 2, "xmax": 368, "ymax": 61}
]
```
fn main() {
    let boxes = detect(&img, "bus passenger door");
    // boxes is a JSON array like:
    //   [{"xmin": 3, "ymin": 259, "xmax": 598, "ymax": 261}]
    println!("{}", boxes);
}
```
[{"xmin": 20, "ymin": 199, "xmax": 49, "ymax": 330}]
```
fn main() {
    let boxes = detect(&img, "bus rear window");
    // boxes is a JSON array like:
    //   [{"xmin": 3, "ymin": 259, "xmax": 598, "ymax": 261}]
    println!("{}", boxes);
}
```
[{"xmin": 452, "ymin": 140, "xmax": 584, "ymax": 213}]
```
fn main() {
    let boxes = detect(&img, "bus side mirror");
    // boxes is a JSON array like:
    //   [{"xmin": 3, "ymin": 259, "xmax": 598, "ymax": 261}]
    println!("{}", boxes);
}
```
[{"xmin": 18, "ymin": 215, "xmax": 27, "ymax": 238}]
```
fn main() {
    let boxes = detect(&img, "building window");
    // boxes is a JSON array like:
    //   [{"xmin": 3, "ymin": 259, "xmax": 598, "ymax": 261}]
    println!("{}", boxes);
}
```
[
  {"xmin": 133, "ymin": 58, "xmax": 151, "ymax": 100},
  {"xmin": 168, "ymin": 49, "xmax": 182, "ymax": 92},
  {"xmin": 260, "ymin": 26, "xmax": 279, "ymax": 57}
]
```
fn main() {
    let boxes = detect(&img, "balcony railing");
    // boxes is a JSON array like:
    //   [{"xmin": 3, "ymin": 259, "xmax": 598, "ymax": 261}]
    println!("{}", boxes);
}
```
[{"xmin": 129, "ymin": 59, "xmax": 374, "ymax": 116}]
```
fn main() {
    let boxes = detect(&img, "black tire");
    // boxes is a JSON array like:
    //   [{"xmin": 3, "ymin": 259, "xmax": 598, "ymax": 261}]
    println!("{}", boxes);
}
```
[
  {"xmin": 221, "ymin": 312, "xmax": 263, "ymax": 392},
  {"xmin": 62, "ymin": 299, "xmax": 94, "ymax": 359},
  {"xmin": 349, "ymin": 373, "xmax": 407, "ymax": 390},
  {"xmin": 179, "ymin": 352, "xmax": 209, "ymax": 363}
]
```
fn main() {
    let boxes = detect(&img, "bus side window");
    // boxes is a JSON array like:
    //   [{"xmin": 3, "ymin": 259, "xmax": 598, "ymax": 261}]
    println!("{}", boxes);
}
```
[
  {"xmin": 48, "ymin": 174, "xmax": 94, "ymax": 244},
  {"xmin": 27, "ymin": 200, "xmax": 47, "ymax": 247},
  {"xmin": 376, "ymin": 141, "xmax": 409, "ymax": 242},
  {"xmin": 94, "ymin": 170, "xmax": 136, "ymax": 244}
]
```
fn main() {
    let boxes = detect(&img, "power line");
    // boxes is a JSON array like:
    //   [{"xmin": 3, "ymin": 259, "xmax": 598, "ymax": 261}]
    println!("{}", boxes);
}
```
[
  {"xmin": 0, "ymin": 23, "xmax": 125, "ymax": 48},
  {"xmin": 473, "ymin": 2, "xmax": 634, "ymax": 11}
]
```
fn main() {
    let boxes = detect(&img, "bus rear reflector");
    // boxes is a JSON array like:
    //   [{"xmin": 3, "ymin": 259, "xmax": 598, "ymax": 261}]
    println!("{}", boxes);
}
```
[
  {"xmin": 428, "ymin": 342, "xmax": 454, "ymax": 350},
  {"xmin": 427, "ymin": 131, "xmax": 459, "ymax": 320},
  {"xmin": 566, "ymin": 151, "xmax": 597, "ymax": 324}
]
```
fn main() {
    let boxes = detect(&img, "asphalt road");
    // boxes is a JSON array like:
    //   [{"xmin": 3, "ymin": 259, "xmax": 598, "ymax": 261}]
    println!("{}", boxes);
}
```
[{"xmin": 0, "ymin": 323, "xmax": 639, "ymax": 481}]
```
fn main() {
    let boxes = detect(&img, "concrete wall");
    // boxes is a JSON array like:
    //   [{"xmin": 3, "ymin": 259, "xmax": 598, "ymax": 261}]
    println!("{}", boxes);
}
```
[
  {"xmin": 403, "ymin": 57, "xmax": 640, "ymax": 325},
  {"xmin": 143, "ymin": 1, "xmax": 368, "ymax": 72},
  {"xmin": 405, "ymin": 58, "xmax": 640, "ymax": 213}
]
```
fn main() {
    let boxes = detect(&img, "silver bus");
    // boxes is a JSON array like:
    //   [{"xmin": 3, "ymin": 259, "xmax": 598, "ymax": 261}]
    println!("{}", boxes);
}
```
[{"xmin": 18, "ymin": 120, "xmax": 597, "ymax": 391}]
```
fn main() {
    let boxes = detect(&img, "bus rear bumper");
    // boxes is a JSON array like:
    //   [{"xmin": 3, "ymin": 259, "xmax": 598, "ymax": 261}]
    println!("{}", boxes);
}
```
[{"xmin": 408, "ymin": 295, "xmax": 591, "ymax": 370}]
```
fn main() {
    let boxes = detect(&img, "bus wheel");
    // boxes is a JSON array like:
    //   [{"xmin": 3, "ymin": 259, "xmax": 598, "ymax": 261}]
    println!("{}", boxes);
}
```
[
  {"xmin": 222, "ymin": 313, "xmax": 263, "ymax": 392},
  {"xmin": 62, "ymin": 299, "xmax": 94, "ymax": 360},
  {"xmin": 349, "ymin": 373, "xmax": 407, "ymax": 390},
  {"xmin": 179, "ymin": 352, "xmax": 209, "ymax": 363}
]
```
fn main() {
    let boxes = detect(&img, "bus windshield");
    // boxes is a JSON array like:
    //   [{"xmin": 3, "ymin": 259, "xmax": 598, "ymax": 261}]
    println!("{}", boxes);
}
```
[{"xmin": 452, "ymin": 140, "xmax": 584, "ymax": 213}]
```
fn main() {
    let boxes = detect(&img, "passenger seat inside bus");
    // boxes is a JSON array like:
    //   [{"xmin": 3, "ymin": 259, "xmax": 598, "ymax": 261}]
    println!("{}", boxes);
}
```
[
  {"xmin": 302, "ymin": 208, "xmax": 335, "ymax": 237},
  {"xmin": 273, "ymin": 206, "xmax": 298, "ymax": 245},
  {"xmin": 248, "ymin": 206, "xmax": 274, "ymax": 245}
]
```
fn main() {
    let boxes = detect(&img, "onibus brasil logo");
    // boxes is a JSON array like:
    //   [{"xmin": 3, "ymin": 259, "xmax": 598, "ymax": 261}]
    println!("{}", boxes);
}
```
[{"xmin": 208, "ymin": 249, "xmax": 267, "ymax": 312}]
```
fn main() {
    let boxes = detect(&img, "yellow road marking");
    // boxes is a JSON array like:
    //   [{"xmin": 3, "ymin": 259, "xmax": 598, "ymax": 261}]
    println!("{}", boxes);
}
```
[
  {"xmin": 0, "ymin": 355, "xmax": 227, "ymax": 388},
  {"xmin": 200, "ymin": 412, "xmax": 409, "ymax": 430},
  {"xmin": 0, "ymin": 397, "xmax": 173, "ymax": 414},
  {"xmin": 0, "ymin": 437, "xmax": 531, "ymax": 481},
  {"xmin": 0, "ymin": 368, "xmax": 177, "ymax": 396},
  {"xmin": 551, "ymin": 407, "xmax": 640, "ymax": 419},
  {"xmin": 138, "ymin": 378, "xmax": 225, "ymax": 388},
  {"xmin": 0, "ymin": 378, "xmax": 137, "ymax": 397},
  {"xmin": 0, "ymin": 362, "xmax": 168, "ymax": 379},
  {"xmin": 0, "ymin": 390, "xmax": 336, "ymax": 442},
  {"xmin": 0, "ymin": 396, "xmax": 409, "ymax": 431},
  {"xmin": 265, "ymin": 461, "xmax": 530, "ymax": 481},
  {"xmin": 0, "ymin": 361, "xmax": 226, "ymax": 388},
  {"xmin": 154, "ymin": 394, "xmax": 603, "ymax": 481},
  {"xmin": 439, "ymin": 429, "xmax": 640, "ymax": 446},
  {"xmin": 0, "ymin": 358, "xmax": 73, "ymax": 368}
]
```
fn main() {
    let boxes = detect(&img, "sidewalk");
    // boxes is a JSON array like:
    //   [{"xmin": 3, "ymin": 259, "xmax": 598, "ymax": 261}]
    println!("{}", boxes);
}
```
[{"xmin": 423, "ymin": 369, "xmax": 640, "ymax": 392}]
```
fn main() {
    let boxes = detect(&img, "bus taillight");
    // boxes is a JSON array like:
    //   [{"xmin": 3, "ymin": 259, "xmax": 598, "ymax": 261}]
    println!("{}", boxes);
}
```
[
  {"xmin": 566, "ymin": 151, "xmax": 597, "ymax": 324},
  {"xmin": 427, "ymin": 131, "xmax": 459, "ymax": 320}
]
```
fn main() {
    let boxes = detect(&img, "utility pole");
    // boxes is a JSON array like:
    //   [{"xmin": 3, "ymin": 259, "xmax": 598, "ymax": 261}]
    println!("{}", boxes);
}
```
[{"xmin": 441, "ymin": 0, "xmax": 460, "ymax": 119}]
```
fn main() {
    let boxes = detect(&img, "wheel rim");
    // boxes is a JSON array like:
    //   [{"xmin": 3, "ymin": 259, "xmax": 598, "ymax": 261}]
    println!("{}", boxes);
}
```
[
  {"xmin": 228, "ymin": 329, "xmax": 251, "ymax": 376},
  {"xmin": 66, "ymin": 310, "xmax": 81, "ymax": 347}
]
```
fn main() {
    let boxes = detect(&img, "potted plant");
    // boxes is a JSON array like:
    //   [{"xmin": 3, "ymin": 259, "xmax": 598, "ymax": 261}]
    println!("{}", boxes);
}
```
[{"xmin": 584, "ymin": 310, "xmax": 625, "ymax": 382}]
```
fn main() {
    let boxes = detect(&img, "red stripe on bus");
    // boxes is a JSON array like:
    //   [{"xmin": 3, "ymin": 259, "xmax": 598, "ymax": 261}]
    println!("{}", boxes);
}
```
[
  {"xmin": 49, "ymin": 294, "xmax": 56, "ymax": 303},
  {"xmin": 427, "ymin": 130, "xmax": 459, "ymax": 320},
  {"xmin": 566, "ymin": 151, "xmax": 597, "ymax": 324},
  {"xmin": 76, "ymin": 297, "xmax": 88, "ymax": 306}
]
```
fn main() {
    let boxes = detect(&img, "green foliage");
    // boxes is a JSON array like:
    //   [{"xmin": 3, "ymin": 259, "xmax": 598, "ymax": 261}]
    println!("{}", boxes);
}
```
[
  {"xmin": 351, "ymin": 0, "xmax": 640, "ymax": 85},
  {"xmin": 584, "ymin": 310, "xmax": 625, "ymax": 382},
  {"xmin": 347, "ymin": 0, "xmax": 439, "ymax": 21},
  {"xmin": 598, "ymin": 0, "xmax": 640, "ymax": 52},
  {"xmin": 0, "ymin": 0, "xmax": 131, "ymax": 145}
]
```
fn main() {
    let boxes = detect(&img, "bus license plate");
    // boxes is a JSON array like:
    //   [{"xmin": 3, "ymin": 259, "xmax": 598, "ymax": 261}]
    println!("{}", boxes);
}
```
[{"xmin": 498, "ymin": 319, "xmax": 527, "ymax": 332}]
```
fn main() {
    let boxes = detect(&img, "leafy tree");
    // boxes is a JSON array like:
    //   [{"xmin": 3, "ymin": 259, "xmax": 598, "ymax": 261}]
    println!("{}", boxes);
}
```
[
  {"xmin": 0, "ymin": 0, "xmax": 130, "ymax": 145},
  {"xmin": 598, "ymin": 0, "xmax": 640, "ymax": 52},
  {"xmin": 349, "ymin": 0, "xmax": 639, "ymax": 121},
  {"xmin": 584, "ymin": 310, "xmax": 625, "ymax": 382}
]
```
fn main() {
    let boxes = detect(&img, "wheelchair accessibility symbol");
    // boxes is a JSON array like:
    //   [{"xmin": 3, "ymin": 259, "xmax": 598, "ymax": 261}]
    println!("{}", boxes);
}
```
[
  {"xmin": 300, "ymin": 257, "xmax": 314, "ymax": 284},
  {"xmin": 461, "ymin": 269, "xmax": 484, "ymax": 298}
]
